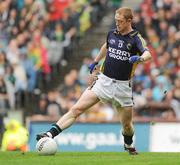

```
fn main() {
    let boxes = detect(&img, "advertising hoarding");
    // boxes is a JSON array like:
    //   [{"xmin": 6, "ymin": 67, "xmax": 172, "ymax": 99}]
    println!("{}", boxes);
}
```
[{"xmin": 29, "ymin": 122, "xmax": 150, "ymax": 151}]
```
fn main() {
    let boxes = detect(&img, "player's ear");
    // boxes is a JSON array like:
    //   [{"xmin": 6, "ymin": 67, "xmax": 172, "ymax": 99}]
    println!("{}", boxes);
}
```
[{"xmin": 127, "ymin": 18, "xmax": 132, "ymax": 23}]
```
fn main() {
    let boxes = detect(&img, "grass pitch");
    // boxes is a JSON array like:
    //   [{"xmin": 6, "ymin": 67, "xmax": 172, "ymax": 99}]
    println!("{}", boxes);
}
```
[{"xmin": 0, "ymin": 152, "xmax": 179, "ymax": 165}]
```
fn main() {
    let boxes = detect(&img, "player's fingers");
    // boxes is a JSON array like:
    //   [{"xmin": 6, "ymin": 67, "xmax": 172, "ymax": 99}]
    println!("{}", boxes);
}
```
[
  {"xmin": 90, "ymin": 69, "xmax": 93, "ymax": 74},
  {"xmin": 90, "ymin": 67, "xmax": 96, "ymax": 74}
]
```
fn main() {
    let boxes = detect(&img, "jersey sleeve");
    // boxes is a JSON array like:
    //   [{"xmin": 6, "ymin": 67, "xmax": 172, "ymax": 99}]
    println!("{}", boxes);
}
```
[
  {"xmin": 106, "ymin": 31, "xmax": 110, "ymax": 49},
  {"xmin": 134, "ymin": 33, "xmax": 148, "ymax": 55}
]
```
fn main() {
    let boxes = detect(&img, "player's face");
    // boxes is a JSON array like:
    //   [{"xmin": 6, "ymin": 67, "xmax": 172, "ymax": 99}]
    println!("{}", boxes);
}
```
[{"xmin": 115, "ymin": 14, "xmax": 129, "ymax": 33}]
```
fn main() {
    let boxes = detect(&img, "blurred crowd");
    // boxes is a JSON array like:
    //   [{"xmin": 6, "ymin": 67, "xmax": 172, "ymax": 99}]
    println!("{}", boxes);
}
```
[
  {"xmin": 0, "ymin": 0, "xmax": 108, "ymax": 113},
  {"xmin": 132, "ymin": 0, "xmax": 180, "ymax": 121},
  {"xmin": 30, "ymin": 0, "xmax": 180, "ymax": 123},
  {"xmin": 0, "ymin": 0, "xmax": 110, "ymax": 147},
  {"xmin": 31, "ymin": 0, "xmax": 179, "ymax": 123}
]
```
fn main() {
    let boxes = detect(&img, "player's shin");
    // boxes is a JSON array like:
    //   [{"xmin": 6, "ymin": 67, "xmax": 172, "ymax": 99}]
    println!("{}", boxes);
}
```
[
  {"xmin": 122, "ymin": 123, "xmax": 134, "ymax": 146},
  {"xmin": 36, "ymin": 108, "xmax": 80, "ymax": 141},
  {"xmin": 56, "ymin": 110, "xmax": 78, "ymax": 130},
  {"xmin": 47, "ymin": 110, "xmax": 77, "ymax": 138}
]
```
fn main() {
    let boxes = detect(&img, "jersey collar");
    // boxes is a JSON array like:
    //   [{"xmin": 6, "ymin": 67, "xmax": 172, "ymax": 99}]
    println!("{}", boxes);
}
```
[{"xmin": 113, "ymin": 29, "xmax": 138, "ymax": 37}]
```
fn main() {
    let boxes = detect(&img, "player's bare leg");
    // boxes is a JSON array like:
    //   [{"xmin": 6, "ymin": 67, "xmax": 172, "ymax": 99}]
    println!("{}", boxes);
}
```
[
  {"xmin": 36, "ymin": 88, "xmax": 100, "ymax": 140},
  {"xmin": 56, "ymin": 88, "xmax": 99, "ymax": 129},
  {"xmin": 117, "ymin": 106, "xmax": 138, "ymax": 155}
]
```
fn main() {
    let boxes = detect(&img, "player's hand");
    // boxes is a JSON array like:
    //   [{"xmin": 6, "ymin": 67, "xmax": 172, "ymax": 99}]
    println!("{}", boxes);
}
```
[
  {"xmin": 88, "ymin": 62, "xmax": 98, "ymax": 74},
  {"xmin": 129, "ymin": 55, "xmax": 143, "ymax": 64}
]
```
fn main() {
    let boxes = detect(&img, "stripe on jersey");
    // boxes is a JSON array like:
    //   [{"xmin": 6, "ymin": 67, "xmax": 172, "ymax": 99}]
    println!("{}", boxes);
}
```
[
  {"xmin": 130, "ymin": 63, "xmax": 138, "ymax": 79},
  {"xmin": 137, "ymin": 33, "xmax": 146, "ymax": 48},
  {"xmin": 100, "ymin": 57, "xmax": 106, "ymax": 73}
]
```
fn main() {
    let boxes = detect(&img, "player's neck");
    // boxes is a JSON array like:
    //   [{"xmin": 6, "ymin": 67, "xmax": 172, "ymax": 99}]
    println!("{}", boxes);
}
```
[{"xmin": 119, "ymin": 27, "xmax": 133, "ymax": 35}]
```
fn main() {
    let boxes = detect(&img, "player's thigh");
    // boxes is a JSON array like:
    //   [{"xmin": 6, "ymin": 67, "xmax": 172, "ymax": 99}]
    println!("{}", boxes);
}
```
[
  {"xmin": 117, "ymin": 106, "xmax": 133, "ymax": 124},
  {"xmin": 73, "ymin": 88, "xmax": 100, "ymax": 112}
]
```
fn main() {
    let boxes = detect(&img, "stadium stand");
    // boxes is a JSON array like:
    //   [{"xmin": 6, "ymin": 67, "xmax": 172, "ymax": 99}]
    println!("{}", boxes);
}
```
[
  {"xmin": 33, "ymin": 0, "xmax": 179, "ymax": 123},
  {"xmin": 0, "ymin": 0, "xmax": 110, "ymax": 146},
  {"xmin": 132, "ymin": 0, "xmax": 179, "ymax": 121},
  {"xmin": 0, "ymin": 0, "xmax": 179, "ymax": 130},
  {"xmin": 0, "ymin": 0, "xmax": 109, "ymax": 108}
]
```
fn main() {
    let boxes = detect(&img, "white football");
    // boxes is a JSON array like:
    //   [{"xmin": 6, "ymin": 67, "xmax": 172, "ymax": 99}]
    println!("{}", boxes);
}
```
[{"xmin": 36, "ymin": 137, "xmax": 57, "ymax": 155}]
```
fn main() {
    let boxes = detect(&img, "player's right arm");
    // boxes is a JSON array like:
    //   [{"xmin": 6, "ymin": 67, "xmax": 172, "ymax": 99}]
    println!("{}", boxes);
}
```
[
  {"xmin": 94, "ymin": 43, "xmax": 107, "ymax": 63},
  {"xmin": 88, "ymin": 43, "xmax": 107, "ymax": 74}
]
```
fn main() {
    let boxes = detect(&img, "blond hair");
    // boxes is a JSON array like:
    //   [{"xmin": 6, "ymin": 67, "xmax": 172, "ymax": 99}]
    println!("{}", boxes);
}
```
[{"xmin": 115, "ymin": 7, "xmax": 133, "ymax": 20}]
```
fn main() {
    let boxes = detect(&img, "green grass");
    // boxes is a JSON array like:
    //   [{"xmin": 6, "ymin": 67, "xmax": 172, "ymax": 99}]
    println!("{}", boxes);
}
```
[{"xmin": 0, "ymin": 152, "xmax": 180, "ymax": 165}]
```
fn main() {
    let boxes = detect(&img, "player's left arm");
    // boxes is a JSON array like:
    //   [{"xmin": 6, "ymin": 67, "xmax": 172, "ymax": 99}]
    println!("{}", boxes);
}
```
[
  {"xmin": 129, "ymin": 33, "xmax": 152, "ymax": 63},
  {"xmin": 139, "ymin": 50, "xmax": 152, "ymax": 63}
]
